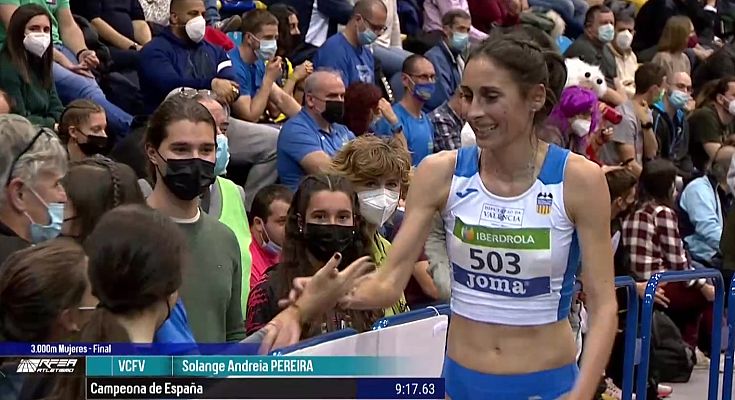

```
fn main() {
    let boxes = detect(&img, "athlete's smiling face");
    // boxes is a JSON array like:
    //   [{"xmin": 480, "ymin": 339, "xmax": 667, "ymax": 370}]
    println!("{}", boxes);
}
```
[{"xmin": 459, "ymin": 56, "xmax": 545, "ymax": 149}]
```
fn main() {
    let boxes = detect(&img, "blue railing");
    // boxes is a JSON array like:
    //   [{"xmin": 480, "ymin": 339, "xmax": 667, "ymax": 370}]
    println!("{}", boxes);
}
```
[
  {"xmin": 371, "ymin": 304, "xmax": 450, "ymax": 330},
  {"xmin": 635, "ymin": 269, "xmax": 724, "ymax": 400},
  {"xmin": 721, "ymin": 275, "xmax": 735, "ymax": 400},
  {"xmin": 615, "ymin": 276, "xmax": 639, "ymax": 400}
]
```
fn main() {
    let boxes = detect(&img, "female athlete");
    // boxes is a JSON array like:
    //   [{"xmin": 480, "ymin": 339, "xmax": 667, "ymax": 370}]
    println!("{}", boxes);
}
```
[{"xmin": 263, "ymin": 33, "xmax": 618, "ymax": 400}]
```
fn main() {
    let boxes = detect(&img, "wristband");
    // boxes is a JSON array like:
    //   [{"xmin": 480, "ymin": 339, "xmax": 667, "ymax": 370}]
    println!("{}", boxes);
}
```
[
  {"xmin": 76, "ymin": 48, "xmax": 89, "ymax": 59},
  {"xmin": 390, "ymin": 122, "xmax": 403, "ymax": 134}
]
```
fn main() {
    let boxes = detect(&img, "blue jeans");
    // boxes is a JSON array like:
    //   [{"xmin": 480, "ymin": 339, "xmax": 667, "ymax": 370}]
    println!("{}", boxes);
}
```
[
  {"xmin": 52, "ymin": 44, "xmax": 132, "ymax": 139},
  {"xmin": 373, "ymin": 45, "xmax": 413, "ymax": 78},
  {"xmin": 204, "ymin": 0, "xmax": 220, "ymax": 25},
  {"xmin": 529, "ymin": 0, "xmax": 587, "ymax": 38}
]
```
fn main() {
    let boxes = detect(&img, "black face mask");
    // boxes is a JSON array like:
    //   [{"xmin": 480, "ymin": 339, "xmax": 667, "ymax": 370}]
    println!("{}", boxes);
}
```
[
  {"xmin": 158, "ymin": 155, "xmax": 216, "ymax": 201},
  {"xmin": 321, "ymin": 100, "xmax": 345, "ymax": 125},
  {"xmin": 77, "ymin": 134, "xmax": 108, "ymax": 156},
  {"xmin": 303, "ymin": 223, "xmax": 358, "ymax": 267}
]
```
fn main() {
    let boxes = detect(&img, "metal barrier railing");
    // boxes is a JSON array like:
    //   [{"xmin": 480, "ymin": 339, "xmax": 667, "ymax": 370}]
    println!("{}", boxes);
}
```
[
  {"xmin": 720, "ymin": 275, "xmax": 735, "ymax": 400},
  {"xmin": 615, "ymin": 276, "xmax": 639, "ymax": 400},
  {"xmin": 635, "ymin": 269, "xmax": 724, "ymax": 400}
]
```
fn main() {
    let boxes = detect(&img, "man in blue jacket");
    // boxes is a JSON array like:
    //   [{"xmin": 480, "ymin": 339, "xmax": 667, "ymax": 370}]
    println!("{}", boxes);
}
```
[
  {"xmin": 679, "ymin": 146, "xmax": 735, "ymax": 268},
  {"xmin": 422, "ymin": 9, "xmax": 471, "ymax": 113},
  {"xmin": 313, "ymin": 0, "xmax": 388, "ymax": 86},
  {"xmin": 138, "ymin": 0, "xmax": 240, "ymax": 114}
]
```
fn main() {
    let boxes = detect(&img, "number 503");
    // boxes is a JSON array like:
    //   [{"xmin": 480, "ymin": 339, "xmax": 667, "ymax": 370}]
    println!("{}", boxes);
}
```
[{"xmin": 469, "ymin": 248, "xmax": 521, "ymax": 275}]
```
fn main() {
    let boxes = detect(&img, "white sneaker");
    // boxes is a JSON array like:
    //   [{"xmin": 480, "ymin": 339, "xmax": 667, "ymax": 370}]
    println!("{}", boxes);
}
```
[
  {"xmin": 695, "ymin": 347, "xmax": 711, "ymax": 370},
  {"xmin": 658, "ymin": 383, "xmax": 673, "ymax": 398}
]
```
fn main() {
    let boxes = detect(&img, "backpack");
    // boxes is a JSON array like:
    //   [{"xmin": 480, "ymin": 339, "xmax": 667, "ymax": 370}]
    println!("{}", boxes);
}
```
[{"xmin": 652, "ymin": 310, "xmax": 695, "ymax": 383}]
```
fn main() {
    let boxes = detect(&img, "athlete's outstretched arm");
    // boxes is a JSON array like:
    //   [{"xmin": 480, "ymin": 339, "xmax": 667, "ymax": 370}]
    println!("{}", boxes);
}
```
[
  {"xmin": 564, "ymin": 156, "xmax": 618, "ymax": 400},
  {"xmin": 344, "ymin": 152, "xmax": 455, "ymax": 310}
]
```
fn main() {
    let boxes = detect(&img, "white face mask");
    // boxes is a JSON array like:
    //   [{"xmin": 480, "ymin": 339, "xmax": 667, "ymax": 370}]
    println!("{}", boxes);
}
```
[
  {"xmin": 185, "ymin": 16, "xmax": 206, "ymax": 43},
  {"xmin": 615, "ymin": 29, "xmax": 633, "ymax": 50},
  {"xmin": 358, "ymin": 188, "xmax": 400, "ymax": 227},
  {"xmin": 23, "ymin": 32, "xmax": 50, "ymax": 58},
  {"xmin": 728, "ymin": 99, "xmax": 735, "ymax": 116},
  {"xmin": 571, "ymin": 119, "xmax": 591, "ymax": 137}
]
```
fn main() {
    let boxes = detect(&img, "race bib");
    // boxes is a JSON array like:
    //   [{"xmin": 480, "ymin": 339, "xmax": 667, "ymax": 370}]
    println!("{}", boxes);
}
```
[{"xmin": 451, "ymin": 217, "xmax": 552, "ymax": 298}]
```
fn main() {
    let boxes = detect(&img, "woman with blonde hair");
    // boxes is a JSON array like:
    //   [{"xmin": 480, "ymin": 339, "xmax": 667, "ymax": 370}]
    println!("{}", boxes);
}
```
[
  {"xmin": 331, "ymin": 135, "xmax": 438, "ymax": 308},
  {"xmin": 652, "ymin": 16, "xmax": 694, "ymax": 77}
]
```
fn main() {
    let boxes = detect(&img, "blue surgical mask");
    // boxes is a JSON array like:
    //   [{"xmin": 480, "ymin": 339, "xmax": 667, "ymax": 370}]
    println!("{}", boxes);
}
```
[
  {"xmin": 410, "ymin": 77, "xmax": 435, "ymax": 102},
  {"xmin": 669, "ymin": 90, "xmax": 690, "ymax": 110},
  {"xmin": 25, "ymin": 188, "xmax": 63, "ymax": 244},
  {"xmin": 598, "ymin": 24, "xmax": 615, "ymax": 43},
  {"xmin": 259, "ymin": 220, "xmax": 282, "ymax": 256},
  {"xmin": 257, "ymin": 39, "xmax": 278, "ymax": 60},
  {"xmin": 214, "ymin": 134, "xmax": 230, "ymax": 176},
  {"xmin": 263, "ymin": 238, "xmax": 282, "ymax": 256},
  {"xmin": 358, "ymin": 23, "xmax": 378, "ymax": 46},
  {"xmin": 450, "ymin": 32, "xmax": 469, "ymax": 52}
]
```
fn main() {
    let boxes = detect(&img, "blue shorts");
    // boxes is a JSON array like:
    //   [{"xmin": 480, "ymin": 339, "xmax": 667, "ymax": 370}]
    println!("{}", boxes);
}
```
[{"xmin": 443, "ymin": 357, "xmax": 579, "ymax": 400}]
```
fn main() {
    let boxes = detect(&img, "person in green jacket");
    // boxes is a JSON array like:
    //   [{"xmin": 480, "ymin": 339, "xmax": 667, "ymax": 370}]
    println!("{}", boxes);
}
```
[{"xmin": 0, "ymin": 4, "xmax": 62, "ymax": 128}]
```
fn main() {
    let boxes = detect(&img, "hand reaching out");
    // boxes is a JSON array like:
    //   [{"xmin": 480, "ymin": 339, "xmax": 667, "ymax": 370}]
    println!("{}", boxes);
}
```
[{"xmin": 261, "ymin": 253, "xmax": 374, "ymax": 353}]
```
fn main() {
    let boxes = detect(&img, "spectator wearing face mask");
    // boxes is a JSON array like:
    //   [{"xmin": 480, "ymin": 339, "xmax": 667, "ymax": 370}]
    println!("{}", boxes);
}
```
[
  {"xmin": 277, "ymin": 70, "xmax": 355, "ymax": 190},
  {"xmin": 0, "ymin": 0, "xmax": 133, "ymax": 138},
  {"xmin": 313, "ymin": 0, "xmax": 387, "ymax": 86},
  {"xmin": 0, "ymin": 115, "xmax": 67, "ymax": 264},
  {"xmin": 183, "ymin": 90, "xmax": 254, "ymax": 316},
  {"xmin": 0, "ymin": 5, "xmax": 62, "ymax": 129},
  {"xmin": 374, "ymin": 55, "xmax": 436, "ymax": 166},
  {"xmin": 420, "ymin": 9, "xmax": 470, "ymax": 113},
  {"xmin": 228, "ymin": 9, "xmax": 301, "ymax": 123},
  {"xmin": 679, "ymin": 145, "xmax": 735, "ymax": 268},
  {"xmin": 689, "ymin": 77, "xmax": 735, "ymax": 172},
  {"xmin": 269, "ymin": 3, "xmax": 312, "ymax": 105},
  {"xmin": 57, "ymin": 100, "xmax": 108, "ymax": 161},
  {"xmin": 423, "ymin": 0, "xmax": 488, "ymax": 44},
  {"xmin": 542, "ymin": 86, "xmax": 601, "ymax": 157},
  {"xmin": 245, "ymin": 174, "xmax": 380, "ymax": 336},
  {"xmin": 652, "ymin": 16, "xmax": 695, "ymax": 78},
  {"xmin": 145, "ymin": 97, "xmax": 245, "ymax": 343},
  {"xmin": 565, "ymin": 5, "xmax": 627, "ymax": 106},
  {"xmin": 248, "ymin": 184, "xmax": 293, "ymax": 290},
  {"xmin": 599, "ymin": 62, "xmax": 666, "ymax": 177},
  {"xmin": 429, "ymin": 89, "xmax": 468, "ymax": 152},
  {"xmin": 332, "ymin": 135, "xmax": 437, "ymax": 309},
  {"xmin": 652, "ymin": 72, "xmax": 695, "ymax": 180},
  {"xmin": 608, "ymin": 11, "xmax": 637, "ymax": 98},
  {"xmin": 138, "ymin": 0, "xmax": 240, "ymax": 115}
]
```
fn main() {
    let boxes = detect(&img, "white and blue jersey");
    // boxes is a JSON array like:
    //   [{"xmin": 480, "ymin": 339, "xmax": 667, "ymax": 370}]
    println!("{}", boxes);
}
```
[{"xmin": 442, "ymin": 144, "xmax": 580, "ymax": 326}]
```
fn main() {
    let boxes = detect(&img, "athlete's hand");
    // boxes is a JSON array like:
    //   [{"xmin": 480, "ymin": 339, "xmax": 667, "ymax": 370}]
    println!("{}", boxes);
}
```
[
  {"xmin": 277, "ymin": 254, "xmax": 374, "ymax": 310},
  {"xmin": 263, "ymin": 254, "xmax": 374, "ymax": 353}
]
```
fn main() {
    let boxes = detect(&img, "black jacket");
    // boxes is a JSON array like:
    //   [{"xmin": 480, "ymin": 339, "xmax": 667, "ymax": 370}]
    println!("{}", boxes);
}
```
[{"xmin": 0, "ymin": 220, "xmax": 29, "ymax": 268}]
